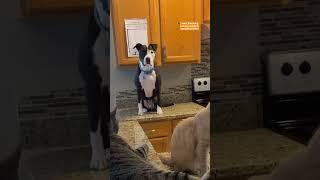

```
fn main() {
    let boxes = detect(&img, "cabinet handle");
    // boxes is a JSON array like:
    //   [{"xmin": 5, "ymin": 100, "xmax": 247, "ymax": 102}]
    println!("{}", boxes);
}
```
[{"xmin": 151, "ymin": 129, "xmax": 156, "ymax": 132}]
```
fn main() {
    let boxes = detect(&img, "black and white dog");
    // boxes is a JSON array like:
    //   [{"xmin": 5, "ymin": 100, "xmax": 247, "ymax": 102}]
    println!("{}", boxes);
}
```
[
  {"xmin": 78, "ymin": 8, "xmax": 111, "ymax": 170},
  {"xmin": 134, "ymin": 43, "xmax": 163, "ymax": 115}
]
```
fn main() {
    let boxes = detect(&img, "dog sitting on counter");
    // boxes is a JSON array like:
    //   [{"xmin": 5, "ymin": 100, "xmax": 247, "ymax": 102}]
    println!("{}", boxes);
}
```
[{"xmin": 133, "ymin": 43, "xmax": 163, "ymax": 116}]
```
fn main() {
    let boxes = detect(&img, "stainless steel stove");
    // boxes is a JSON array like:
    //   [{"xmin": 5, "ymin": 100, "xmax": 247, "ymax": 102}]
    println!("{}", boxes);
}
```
[
  {"xmin": 263, "ymin": 49, "xmax": 320, "ymax": 144},
  {"xmin": 192, "ymin": 77, "xmax": 210, "ymax": 107}
]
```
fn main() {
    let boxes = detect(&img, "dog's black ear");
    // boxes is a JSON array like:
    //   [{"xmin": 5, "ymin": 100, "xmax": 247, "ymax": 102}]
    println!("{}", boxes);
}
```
[
  {"xmin": 134, "ymin": 43, "xmax": 143, "ymax": 51},
  {"xmin": 148, "ymin": 44, "xmax": 158, "ymax": 51}
]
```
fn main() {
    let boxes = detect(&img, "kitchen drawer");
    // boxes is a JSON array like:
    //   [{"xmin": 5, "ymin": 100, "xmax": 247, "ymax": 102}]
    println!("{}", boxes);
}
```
[
  {"xmin": 140, "ymin": 121, "xmax": 172, "ymax": 139},
  {"xmin": 149, "ymin": 137, "xmax": 169, "ymax": 153}
]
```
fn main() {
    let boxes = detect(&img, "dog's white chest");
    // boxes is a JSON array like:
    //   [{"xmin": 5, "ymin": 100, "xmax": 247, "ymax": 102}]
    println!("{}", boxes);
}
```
[{"xmin": 139, "ymin": 71, "xmax": 156, "ymax": 98}]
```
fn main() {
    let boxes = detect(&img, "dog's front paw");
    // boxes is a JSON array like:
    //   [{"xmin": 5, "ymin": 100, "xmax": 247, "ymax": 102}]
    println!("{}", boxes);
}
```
[
  {"xmin": 157, "ymin": 106, "xmax": 163, "ymax": 115},
  {"xmin": 90, "ymin": 149, "xmax": 107, "ymax": 170},
  {"xmin": 138, "ymin": 109, "xmax": 144, "ymax": 116},
  {"xmin": 90, "ymin": 131, "xmax": 107, "ymax": 170},
  {"xmin": 138, "ymin": 103, "xmax": 144, "ymax": 115},
  {"xmin": 138, "ymin": 108, "xmax": 147, "ymax": 115}
]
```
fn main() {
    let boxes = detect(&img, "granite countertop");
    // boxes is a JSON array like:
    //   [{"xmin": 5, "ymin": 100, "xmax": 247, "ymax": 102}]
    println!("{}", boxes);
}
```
[
  {"xmin": 212, "ymin": 128, "xmax": 306, "ymax": 179},
  {"xmin": 116, "ymin": 102, "xmax": 305, "ymax": 179},
  {"xmin": 117, "ymin": 120, "xmax": 170, "ymax": 170},
  {"xmin": 116, "ymin": 102, "xmax": 204, "ymax": 171},
  {"xmin": 20, "ymin": 146, "xmax": 108, "ymax": 180},
  {"xmin": 116, "ymin": 102, "xmax": 204, "ymax": 122}
]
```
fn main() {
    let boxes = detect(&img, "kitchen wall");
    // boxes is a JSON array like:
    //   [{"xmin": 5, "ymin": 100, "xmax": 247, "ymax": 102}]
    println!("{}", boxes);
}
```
[
  {"xmin": 1, "ymin": 2, "xmax": 89, "ymax": 97},
  {"xmin": 1, "ymin": 1, "xmax": 96, "ymax": 153},
  {"xmin": 213, "ymin": 0, "xmax": 320, "ymax": 132},
  {"xmin": 111, "ymin": 22, "xmax": 211, "ymax": 109},
  {"xmin": 16, "ymin": 29, "xmax": 108, "ymax": 148}
]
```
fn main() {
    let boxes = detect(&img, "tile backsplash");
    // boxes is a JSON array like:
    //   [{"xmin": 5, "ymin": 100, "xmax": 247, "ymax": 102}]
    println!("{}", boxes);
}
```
[
  {"xmin": 192, "ymin": 38, "xmax": 210, "ymax": 78},
  {"xmin": 19, "ymin": 88, "xmax": 89, "ymax": 148},
  {"xmin": 212, "ymin": 74, "xmax": 264, "ymax": 132},
  {"xmin": 259, "ymin": 0, "xmax": 320, "ymax": 51},
  {"xmin": 116, "ymin": 85, "xmax": 193, "ymax": 108}
]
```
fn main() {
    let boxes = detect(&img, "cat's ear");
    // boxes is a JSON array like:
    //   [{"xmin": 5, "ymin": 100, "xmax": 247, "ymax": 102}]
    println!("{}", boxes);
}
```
[{"xmin": 110, "ymin": 107, "xmax": 119, "ymax": 134}]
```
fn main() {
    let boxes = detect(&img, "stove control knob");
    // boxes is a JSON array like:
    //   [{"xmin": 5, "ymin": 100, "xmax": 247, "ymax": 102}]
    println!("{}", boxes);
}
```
[
  {"xmin": 281, "ymin": 63, "xmax": 293, "ymax": 76},
  {"xmin": 299, "ymin": 61, "xmax": 311, "ymax": 74}
]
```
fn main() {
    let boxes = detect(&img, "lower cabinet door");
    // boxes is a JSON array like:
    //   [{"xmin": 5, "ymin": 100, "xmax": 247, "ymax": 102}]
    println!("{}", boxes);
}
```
[{"xmin": 149, "ymin": 137, "xmax": 169, "ymax": 153}]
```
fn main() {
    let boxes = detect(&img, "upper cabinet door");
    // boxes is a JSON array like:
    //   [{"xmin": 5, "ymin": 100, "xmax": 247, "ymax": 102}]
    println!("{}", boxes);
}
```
[
  {"xmin": 203, "ymin": 0, "xmax": 210, "ymax": 23},
  {"xmin": 111, "ymin": 0, "xmax": 162, "ymax": 66},
  {"xmin": 160, "ymin": 0, "xmax": 202, "ymax": 64}
]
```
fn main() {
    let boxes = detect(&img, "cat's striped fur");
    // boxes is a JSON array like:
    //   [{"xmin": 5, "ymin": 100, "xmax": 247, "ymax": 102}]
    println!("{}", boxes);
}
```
[{"xmin": 110, "ymin": 134, "xmax": 214, "ymax": 180}]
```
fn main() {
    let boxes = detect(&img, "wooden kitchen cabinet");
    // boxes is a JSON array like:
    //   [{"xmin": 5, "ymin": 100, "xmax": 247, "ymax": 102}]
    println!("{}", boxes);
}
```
[
  {"xmin": 111, "ymin": 0, "xmax": 162, "ymax": 66},
  {"xmin": 21, "ymin": 0, "xmax": 93, "ymax": 16},
  {"xmin": 140, "ymin": 120, "xmax": 172, "ymax": 139},
  {"xmin": 160, "ymin": 0, "xmax": 201, "ymax": 64},
  {"xmin": 149, "ymin": 137, "xmax": 170, "ymax": 153},
  {"xmin": 203, "ymin": 0, "xmax": 210, "ymax": 24},
  {"xmin": 140, "ymin": 118, "xmax": 187, "ymax": 153},
  {"xmin": 111, "ymin": 0, "xmax": 202, "ymax": 65},
  {"xmin": 140, "ymin": 120, "xmax": 172, "ymax": 152}
]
